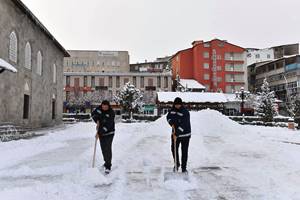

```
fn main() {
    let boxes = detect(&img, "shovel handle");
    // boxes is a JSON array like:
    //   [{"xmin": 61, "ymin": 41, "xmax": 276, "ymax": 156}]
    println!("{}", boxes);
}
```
[{"xmin": 92, "ymin": 133, "xmax": 98, "ymax": 168}]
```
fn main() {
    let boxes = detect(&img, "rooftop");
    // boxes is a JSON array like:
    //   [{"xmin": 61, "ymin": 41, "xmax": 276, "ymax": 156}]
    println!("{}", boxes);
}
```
[
  {"xmin": 13, "ymin": 0, "xmax": 69, "ymax": 57},
  {"xmin": 179, "ymin": 79, "xmax": 206, "ymax": 89}
]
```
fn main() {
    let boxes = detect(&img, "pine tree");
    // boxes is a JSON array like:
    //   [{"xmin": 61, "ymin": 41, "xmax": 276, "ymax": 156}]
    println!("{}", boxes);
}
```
[
  {"xmin": 254, "ymin": 78, "xmax": 278, "ymax": 122},
  {"xmin": 114, "ymin": 82, "xmax": 144, "ymax": 120}
]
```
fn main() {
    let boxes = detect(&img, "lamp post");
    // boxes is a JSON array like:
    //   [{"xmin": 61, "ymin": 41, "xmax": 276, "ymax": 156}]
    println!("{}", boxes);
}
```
[{"xmin": 235, "ymin": 87, "xmax": 250, "ymax": 116}]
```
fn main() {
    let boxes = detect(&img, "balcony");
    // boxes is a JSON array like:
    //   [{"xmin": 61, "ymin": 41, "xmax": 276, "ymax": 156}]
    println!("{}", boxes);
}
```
[{"xmin": 285, "ymin": 63, "xmax": 300, "ymax": 71}]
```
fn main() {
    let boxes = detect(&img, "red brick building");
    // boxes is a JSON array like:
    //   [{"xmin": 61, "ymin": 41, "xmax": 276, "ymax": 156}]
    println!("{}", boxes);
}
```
[{"xmin": 171, "ymin": 39, "xmax": 246, "ymax": 93}]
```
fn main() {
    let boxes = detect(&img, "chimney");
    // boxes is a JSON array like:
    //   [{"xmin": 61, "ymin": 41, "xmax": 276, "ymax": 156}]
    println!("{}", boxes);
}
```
[{"xmin": 192, "ymin": 40, "xmax": 204, "ymax": 46}]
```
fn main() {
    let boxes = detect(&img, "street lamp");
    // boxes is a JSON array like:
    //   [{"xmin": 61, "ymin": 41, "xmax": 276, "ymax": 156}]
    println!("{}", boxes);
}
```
[{"xmin": 235, "ymin": 87, "xmax": 250, "ymax": 116}]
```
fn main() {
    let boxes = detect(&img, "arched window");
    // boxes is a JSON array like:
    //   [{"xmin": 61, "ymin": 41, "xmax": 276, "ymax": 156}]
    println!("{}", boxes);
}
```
[
  {"xmin": 9, "ymin": 31, "xmax": 18, "ymax": 63},
  {"xmin": 25, "ymin": 42, "xmax": 31, "ymax": 69},
  {"xmin": 53, "ymin": 64, "xmax": 56, "ymax": 83},
  {"xmin": 37, "ymin": 51, "xmax": 42, "ymax": 75}
]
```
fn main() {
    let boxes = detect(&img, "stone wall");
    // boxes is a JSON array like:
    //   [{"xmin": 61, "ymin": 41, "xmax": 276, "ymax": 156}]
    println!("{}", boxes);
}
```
[{"xmin": 0, "ymin": 0, "xmax": 66, "ymax": 128}]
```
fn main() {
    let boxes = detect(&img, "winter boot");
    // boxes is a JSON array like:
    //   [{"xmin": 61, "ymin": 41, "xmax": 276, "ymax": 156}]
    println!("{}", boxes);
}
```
[{"xmin": 104, "ymin": 168, "xmax": 111, "ymax": 174}]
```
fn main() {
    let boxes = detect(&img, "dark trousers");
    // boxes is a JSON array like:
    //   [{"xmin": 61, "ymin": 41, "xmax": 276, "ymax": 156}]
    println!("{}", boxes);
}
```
[
  {"xmin": 99, "ymin": 135, "xmax": 114, "ymax": 170},
  {"xmin": 171, "ymin": 136, "xmax": 190, "ymax": 170}
]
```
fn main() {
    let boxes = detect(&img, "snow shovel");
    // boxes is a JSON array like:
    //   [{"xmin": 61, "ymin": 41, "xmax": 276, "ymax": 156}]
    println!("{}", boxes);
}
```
[
  {"xmin": 172, "ymin": 126, "xmax": 178, "ymax": 173},
  {"xmin": 163, "ymin": 126, "xmax": 189, "ymax": 182},
  {"xmin": 92, "ymin": 133, "xmax": 98, "ymax": 168},
  {"xmin": 92, "ymin": 121, "xmax": 100, "ymax": 168},
  {"xmin": 86, "ymin": 133, "xmax": 110, "ymax": 187}
]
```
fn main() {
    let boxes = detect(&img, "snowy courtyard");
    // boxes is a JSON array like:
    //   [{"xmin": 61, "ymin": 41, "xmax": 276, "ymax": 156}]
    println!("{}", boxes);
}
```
[{"xmin": 1, "ymin": 109, "xmax": 300, "ymax": 200}]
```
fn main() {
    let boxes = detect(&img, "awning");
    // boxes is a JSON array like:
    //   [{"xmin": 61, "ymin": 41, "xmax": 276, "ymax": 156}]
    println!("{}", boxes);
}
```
[{"xmin": 0, "ymin": 58, "xmax": 17, "ymax": 73}]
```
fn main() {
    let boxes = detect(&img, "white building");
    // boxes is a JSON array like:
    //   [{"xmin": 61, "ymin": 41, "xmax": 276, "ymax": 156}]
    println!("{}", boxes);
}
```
[{"xmin": 246, "ymin": 48, "xmax": 274, "ymax": 66}]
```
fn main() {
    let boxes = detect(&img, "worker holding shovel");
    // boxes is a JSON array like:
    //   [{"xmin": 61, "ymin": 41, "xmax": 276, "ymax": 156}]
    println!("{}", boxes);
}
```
[
  {"xmin": 166, "ymin": 97, "xmax": 191, "ymax": 173},
  {"xmin": 92, "ymin": 100, "xmax": 115, "ymax": 174}
]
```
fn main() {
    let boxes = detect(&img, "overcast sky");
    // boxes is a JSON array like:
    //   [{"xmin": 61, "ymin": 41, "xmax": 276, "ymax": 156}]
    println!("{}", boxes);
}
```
[{"xmin": 22, "ymin": 0, "xmax": 300, "ymax": 63}]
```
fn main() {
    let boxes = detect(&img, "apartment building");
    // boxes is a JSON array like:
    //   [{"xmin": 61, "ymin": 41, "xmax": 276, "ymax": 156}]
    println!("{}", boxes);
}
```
[
  {"xmin": 171, "ymin": 39, "xmax": 246, "ymax": 93},
  {"xmin": 254, "ymin": 55, "xmax": 300, "ymax": 102}
]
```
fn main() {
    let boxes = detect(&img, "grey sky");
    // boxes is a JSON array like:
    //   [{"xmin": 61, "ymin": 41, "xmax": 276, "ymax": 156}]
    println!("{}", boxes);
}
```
[{"xmin": 22, "ymin": 0, "xmax": 300, "ymax": 63}]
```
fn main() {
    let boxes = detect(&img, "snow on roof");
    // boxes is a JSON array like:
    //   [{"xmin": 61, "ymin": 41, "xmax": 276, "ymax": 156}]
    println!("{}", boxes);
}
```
[
  {"xmin": 0, "ymin": 58, "xmax": 17, "ymax": 73},
  {"xmin": 157, "ymin": 92, "xmax": 227, "ymax": 103},
  {"xmin": 179, "ymin": 79, "xmax": 206, "ymax": 89},
  {"xmin": 224, "ymin": 93, "xmax": 241, "ymax": 102}
]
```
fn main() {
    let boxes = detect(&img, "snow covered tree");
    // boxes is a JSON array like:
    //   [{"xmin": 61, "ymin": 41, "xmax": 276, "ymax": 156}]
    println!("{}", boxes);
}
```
[
  {"xmin": 114, "ymin": 82, "xmax": 144, "ymax": 120},
  {"xmin": 254, "ymin": 78, "xmax": 278, "ymax": 122},
  {"xmin": 286, "ymin": 95, "xmax": 300, "ymax": 118}
]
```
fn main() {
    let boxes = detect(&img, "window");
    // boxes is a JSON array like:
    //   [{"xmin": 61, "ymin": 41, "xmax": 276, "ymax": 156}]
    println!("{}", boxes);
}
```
[
  {"xmin": 225, "ymin": 64, "xmax": 234, "ymax": 71},
  {"xmin": 66, "ymin": 91, "xmax": 70, "ymax": 101},
  {"xmin": 148, "ymin": 78, "xmax": 153, "ymax": 87},
  {"xmin": 116, "ymin": 76, "xmax": 120, "ymax": 88},
  {"xmin": 109, "ymin": 76, "xmax": 112, "ymax": 87},
  {"xmin": 24, "ymin": 42, "xmax": 31, "ymax": 69},
  {"xmin": 91, "ymin": 76, "xmax": 95, "ymax": 88},
  {"xmin": 157, "ymin": 77, "xmax": 161, "ymax": 88},
  {"xmin": 37, "ymin": 51, "xmax": 42, "ymax": 75},
  {"xmin": 217, "ymin": 55, "xmax": 222, "ymax": 60},
  {"xmin": 140, "ymin": 76, "xmax": 144, "ymax": 88},
  {"xmin": 217, "ymin": 66, "xmax": 222, "ymax": 71},
  {"xmin": 133, "ymin": 76, "xmax": 137, "ymax": 86},
  {"xmin": 84, "ymin": 76, "xmax": 87, "ymax": 87},
  {"xmin": 204, "ymin": 74, "xmax": 210, "ymax": 80},
  {"xmin": 267, "ymin": 54, "xmax": 271, "ymax": 59},
  {"xmin": 52, "ymin": 99, "xmax": 56, "ymax": 119},
  {"xmin": 203, "ymin": 63, "xmax": 209, "ymax": 69},
  {"xmin": 99, "ymin": 77, "xmax": 104, "ymax": 86},
  {"xmin": 23, "ymin": 94, "xmax": 30, "ymax": 119},
  {"xmin": 109, "ymin": 90, "xmax": 113, "ymax": 99},
  {"xmin": 9, "ymin": 31, "xmax": 18, "ymax": 63},
  {"xmin": 164, "ymin": 77, "xmax": 168, "ymax": 88},
  {"xmin": 203, "ymin": 52, "xmax": 209, "ymax": 58},
  {"xmin": 124, "ymin": 78, "xmax": 129, "ymax": 85},
  {"xmin": 53, "ymin": 64, "xmax": 56, "ymax": 83},
  {"xmin": 255, "ymin": 54, "xmax": 260, "ymax": 59},
  {"xmin": 66, "ymin": 76, "xmax": 70, "ymax": 86},
  {"xmin": 217, "ymin": 77, "xmax": 222, "ymax": 82}
]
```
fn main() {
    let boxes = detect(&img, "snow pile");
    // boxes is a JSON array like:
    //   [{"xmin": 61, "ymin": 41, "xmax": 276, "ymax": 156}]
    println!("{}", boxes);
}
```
[{"xmin": 157, "ymin": 92, "xmax": 228, "ymax": 103}]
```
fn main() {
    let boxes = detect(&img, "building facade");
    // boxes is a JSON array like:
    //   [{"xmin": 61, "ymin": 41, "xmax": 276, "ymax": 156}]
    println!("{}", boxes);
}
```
[
  {"xmin": 246, "ymin": 48, "xmax": 274, "ymax": 66},
  {"xmin": 63, "ymin": 52, "xmax": 172, "ymax": 114},
  {"xmin": 254, "ymin": 55, "xmax": 300, "ymax": 102},
  {"xmin": 247, "ymin": 43, "xmax": 299, "ymax": 94},
  {"xmin": 0, "ymin": 0, "xmax": 69, "ymax": 128},
  {"xmin": 171, "ymin": 39, "xmax": 246, "ymax": 93},
  {"xmin": 64, "ymin": 50, "xmax": 130, "ymax": 73},
  {"xmin": 130, "ymin": 56, "xmax": 171, "ymax": 73}
]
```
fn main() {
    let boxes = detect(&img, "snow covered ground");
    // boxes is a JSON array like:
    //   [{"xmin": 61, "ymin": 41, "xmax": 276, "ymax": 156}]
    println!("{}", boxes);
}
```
[{"xmin": 1, "ymin": 109, "xmax": 300, "ymax": 200}]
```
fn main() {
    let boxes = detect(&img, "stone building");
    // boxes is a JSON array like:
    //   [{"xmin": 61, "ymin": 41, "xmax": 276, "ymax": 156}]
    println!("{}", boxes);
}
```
[{"xmin": 0, "ymin": 0, "xmax": 69, "ymax": 128}]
